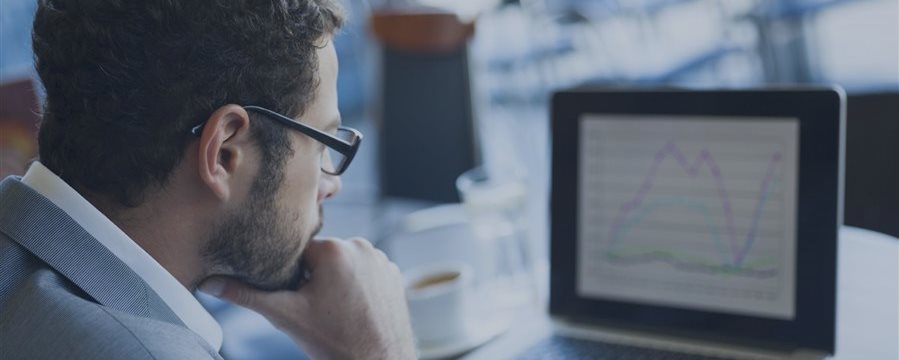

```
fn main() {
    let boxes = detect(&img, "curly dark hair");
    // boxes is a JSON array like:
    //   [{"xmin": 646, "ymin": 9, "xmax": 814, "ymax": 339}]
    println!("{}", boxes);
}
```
[{"xmin": 32, "ymin": 0, "xmax": 344, "ymax": 207}]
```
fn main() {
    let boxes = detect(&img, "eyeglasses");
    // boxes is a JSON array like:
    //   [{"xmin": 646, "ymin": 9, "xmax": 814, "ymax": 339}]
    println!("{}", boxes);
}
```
[{"xmin": 190, "ymin": 105, "xmax": 362, "ymax": 175}]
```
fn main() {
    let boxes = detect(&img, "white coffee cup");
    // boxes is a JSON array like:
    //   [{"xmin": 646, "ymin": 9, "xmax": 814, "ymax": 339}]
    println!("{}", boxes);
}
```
[{"xmin": 404, "ymin": 262, "xmax": 472, "ymax": 344}]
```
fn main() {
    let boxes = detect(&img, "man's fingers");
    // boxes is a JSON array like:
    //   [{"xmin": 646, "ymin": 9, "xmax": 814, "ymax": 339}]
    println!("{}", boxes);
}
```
[
  {"xmin": 300, "ymin": 237, "xmax": 343, "ymax": 272},
  {"xmin": 199, "ymin": 276, "xmax": 288, "ymax": 317}
]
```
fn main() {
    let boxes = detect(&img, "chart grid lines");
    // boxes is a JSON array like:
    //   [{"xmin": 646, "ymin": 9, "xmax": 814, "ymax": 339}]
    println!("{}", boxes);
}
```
[
  {"xmin": 577, "ymin": 115, "xmax": 798, "ymax": 320},
  {"xmin": 606, "ymin": 141, "xmax": 783, "ymax": 268}
]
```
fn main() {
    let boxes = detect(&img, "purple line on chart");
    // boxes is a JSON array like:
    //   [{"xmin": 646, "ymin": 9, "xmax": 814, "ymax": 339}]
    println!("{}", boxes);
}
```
[{"xmin": 606, "ymin": 141, "xmax": 783, "ymax": 266}]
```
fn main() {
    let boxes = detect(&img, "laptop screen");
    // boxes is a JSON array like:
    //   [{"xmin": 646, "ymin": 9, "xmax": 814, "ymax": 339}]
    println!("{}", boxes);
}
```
[
  {"xmin": 550, "ymin": 89, "xmax": 842, "ymax": 353},
  {"xmin": 576, "ymin": 115, "xmax": 799, "ymax": 320}
]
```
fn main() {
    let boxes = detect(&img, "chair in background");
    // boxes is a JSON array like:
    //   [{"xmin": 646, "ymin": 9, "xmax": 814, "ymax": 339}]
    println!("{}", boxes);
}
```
[
  {"xmin": 844, "ymin": 92, "xmax": 899, "ymax": 239},
  {"xmin": 370, "ymin": 11, "xmax": 480, "ymax": 203}
]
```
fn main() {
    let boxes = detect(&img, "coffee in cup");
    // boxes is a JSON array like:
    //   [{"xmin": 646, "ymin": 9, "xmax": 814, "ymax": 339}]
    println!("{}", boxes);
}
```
[{"xmin": 404, "ymin": 262, "xmax": 473, "ymax": 344}]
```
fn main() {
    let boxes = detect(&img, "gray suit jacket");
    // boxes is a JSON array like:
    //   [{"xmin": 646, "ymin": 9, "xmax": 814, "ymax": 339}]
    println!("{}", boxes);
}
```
[{"xmin": 0, "ymin": 177, "xmax": 223, "ymax": 359}]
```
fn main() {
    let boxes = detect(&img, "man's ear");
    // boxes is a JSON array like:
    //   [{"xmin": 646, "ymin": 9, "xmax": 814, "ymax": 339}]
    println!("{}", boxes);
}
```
[{"xmin": 196, "ymin": 104, "xmax": 253, "ymax": 201}]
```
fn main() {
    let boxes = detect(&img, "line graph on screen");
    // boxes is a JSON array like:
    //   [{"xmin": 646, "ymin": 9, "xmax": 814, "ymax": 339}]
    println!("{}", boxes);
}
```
[
  {"xmin": 602, "ymin": 142, "xmax": 782, "ymax": 279},
  {"xmin": 577, "ymin": 116, "xmax": 798, "ymax": 318}
]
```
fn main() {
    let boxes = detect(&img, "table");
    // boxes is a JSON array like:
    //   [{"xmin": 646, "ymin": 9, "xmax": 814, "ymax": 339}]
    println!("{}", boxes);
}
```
[{"xmin": 463, "ymin": 226, "xmax": 899, "ymax": 359}]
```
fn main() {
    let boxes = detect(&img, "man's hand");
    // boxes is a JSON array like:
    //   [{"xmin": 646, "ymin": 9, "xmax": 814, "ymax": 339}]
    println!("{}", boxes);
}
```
[{"xmin": 200, "ymin": 238, "xmax": 416, "ymax": 360}]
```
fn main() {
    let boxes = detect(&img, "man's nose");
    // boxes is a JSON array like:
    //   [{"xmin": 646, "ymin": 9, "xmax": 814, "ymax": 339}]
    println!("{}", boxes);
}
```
[{"xmin": 318, "ymin": 172, "xmax": 342, "ymax": 202}]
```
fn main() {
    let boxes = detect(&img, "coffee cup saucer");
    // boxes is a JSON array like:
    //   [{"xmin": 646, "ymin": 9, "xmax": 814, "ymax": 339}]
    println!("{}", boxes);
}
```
[{"xmin": 417, "ymin": 316, "xmax": 507, "ymax": 360}]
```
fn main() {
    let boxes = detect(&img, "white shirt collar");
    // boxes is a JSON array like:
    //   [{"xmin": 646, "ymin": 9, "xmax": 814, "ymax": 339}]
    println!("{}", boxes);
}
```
[{"xmin": 21, "ymin": 162, "xmax": 223, "ymax": 351}]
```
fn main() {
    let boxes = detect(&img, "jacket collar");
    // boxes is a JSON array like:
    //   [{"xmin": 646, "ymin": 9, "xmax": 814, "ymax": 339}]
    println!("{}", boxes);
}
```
[{"xmin": 0, "ymin": 176, "xmax": 184, "ymax": 327}]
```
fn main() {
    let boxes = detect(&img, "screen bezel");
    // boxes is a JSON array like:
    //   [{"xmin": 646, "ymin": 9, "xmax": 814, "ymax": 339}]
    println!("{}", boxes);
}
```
[{"xmin": 550, "ymin": 88, "xmax": 843, "ymax": 353}]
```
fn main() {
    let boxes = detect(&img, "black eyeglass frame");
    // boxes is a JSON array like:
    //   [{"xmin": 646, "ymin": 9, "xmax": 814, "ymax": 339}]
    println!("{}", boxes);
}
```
[{"xmin": 190, "ymin": 105, "xmax": 362, "ymax": 175}]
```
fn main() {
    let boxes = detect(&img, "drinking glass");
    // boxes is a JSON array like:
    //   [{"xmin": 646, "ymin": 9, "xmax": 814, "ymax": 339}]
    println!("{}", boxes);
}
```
[{"xmin": 456, "ymin": 167, "xmax": 537, "ymax": 311}]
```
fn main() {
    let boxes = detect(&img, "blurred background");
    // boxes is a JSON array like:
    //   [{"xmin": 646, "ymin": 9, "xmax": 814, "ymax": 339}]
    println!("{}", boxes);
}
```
[{"xmin": 2, "ymin": 0, "xmax": 897, "ymax": 358}]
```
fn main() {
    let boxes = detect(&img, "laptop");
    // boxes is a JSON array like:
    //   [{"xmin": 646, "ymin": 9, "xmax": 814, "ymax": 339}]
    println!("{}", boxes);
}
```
[{"xmin": 470, "ymin": 88, "xmax": 845, "ymax": 359}]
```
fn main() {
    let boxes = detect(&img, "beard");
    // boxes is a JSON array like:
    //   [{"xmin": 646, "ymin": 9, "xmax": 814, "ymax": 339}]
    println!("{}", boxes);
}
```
[{"xmin": 203, "ymin": 177, "xmax": 323, "ymax": 291}]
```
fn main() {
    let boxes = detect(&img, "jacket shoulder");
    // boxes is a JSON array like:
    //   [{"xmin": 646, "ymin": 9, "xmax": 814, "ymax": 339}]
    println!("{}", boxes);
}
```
[{"xmin": 0, "ymin": 269, "xmax": 219, "ymax": 360}]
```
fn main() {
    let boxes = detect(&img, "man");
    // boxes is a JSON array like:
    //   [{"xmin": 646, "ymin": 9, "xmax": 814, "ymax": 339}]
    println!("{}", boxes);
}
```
[{"xmin": 0, "ymin": 1, "xmax": 416, "ymax": 359}]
